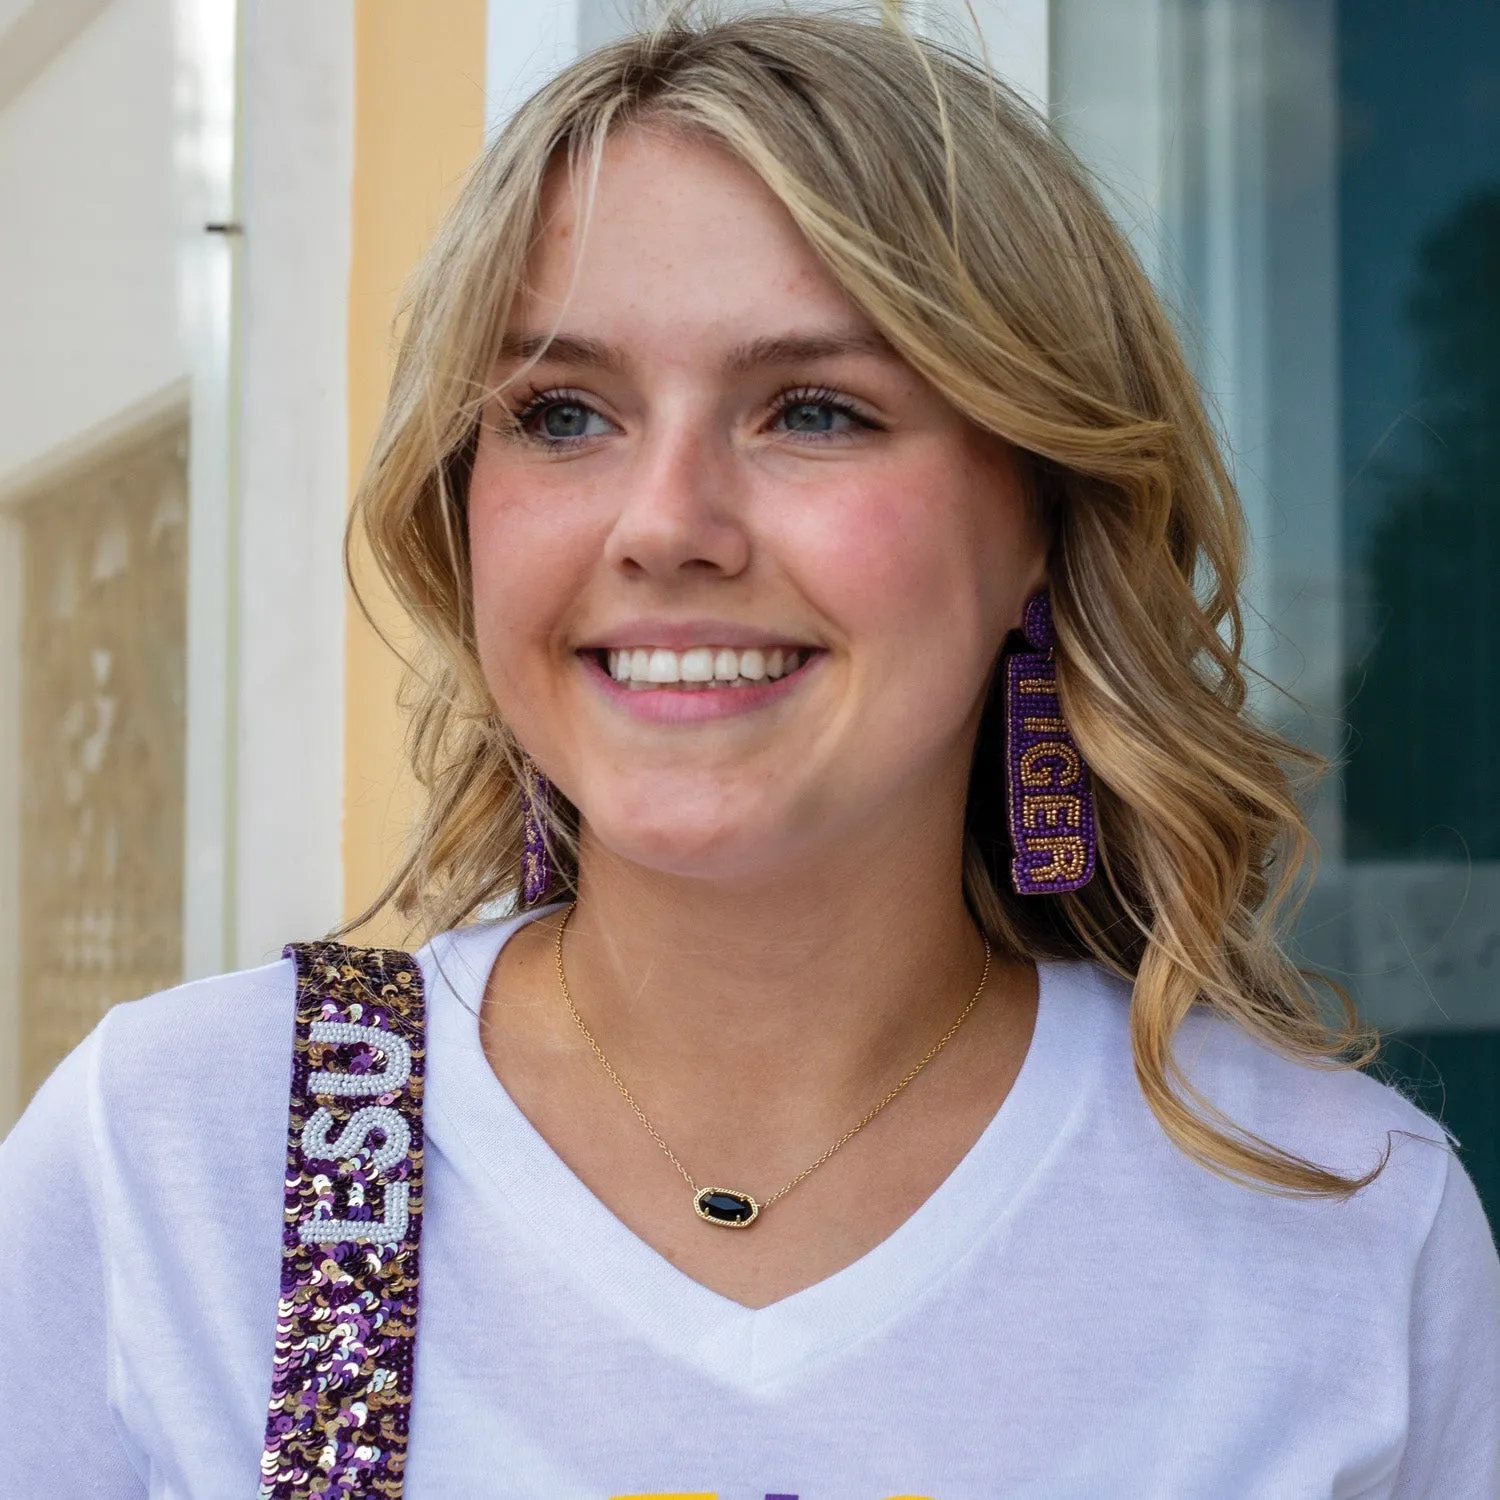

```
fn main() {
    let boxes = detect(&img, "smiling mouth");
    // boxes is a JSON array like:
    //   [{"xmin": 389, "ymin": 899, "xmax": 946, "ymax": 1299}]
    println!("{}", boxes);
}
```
[{"xmin": 589, "ymin": 645, "xmax": 813, "ymax": 691}]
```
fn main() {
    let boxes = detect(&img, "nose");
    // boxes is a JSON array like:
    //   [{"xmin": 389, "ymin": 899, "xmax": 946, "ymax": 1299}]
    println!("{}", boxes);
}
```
[{"xmin": 602, "ymin": 417, "xmax": 751, "ymax": 581}]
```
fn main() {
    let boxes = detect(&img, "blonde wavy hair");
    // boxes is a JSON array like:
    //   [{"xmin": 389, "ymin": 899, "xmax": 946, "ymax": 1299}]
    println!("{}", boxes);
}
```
[{"xmin": 351, "ymin": 6, "xmax": 1378, "ymax": 1196}]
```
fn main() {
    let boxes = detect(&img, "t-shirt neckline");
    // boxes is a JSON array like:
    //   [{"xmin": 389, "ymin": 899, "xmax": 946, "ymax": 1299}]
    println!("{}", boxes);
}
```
[{"xmin": 420, "ymin": 907, "xmax": 1104, "ymax": 1392}]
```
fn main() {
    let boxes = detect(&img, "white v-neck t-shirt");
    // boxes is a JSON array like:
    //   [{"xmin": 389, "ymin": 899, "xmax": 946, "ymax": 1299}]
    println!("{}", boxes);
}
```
[{"xmin": 2, "ymin": 909, "xmax": 1498, "ymax": 1499}]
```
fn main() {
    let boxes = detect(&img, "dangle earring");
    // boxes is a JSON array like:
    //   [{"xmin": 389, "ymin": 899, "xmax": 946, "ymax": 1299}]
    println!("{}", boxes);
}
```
[
  {"xmin": 1004, "ymin": 589, "xmax": 1098, "ymax": 895},
  {"xmin": 520, "ymin": 757, "xmax": 556, "ymax": 906}
]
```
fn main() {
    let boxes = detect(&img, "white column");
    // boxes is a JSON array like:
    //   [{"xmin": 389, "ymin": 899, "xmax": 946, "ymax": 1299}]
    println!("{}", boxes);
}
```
[
  {"xmin": 486, "ymin": 0, "xmax": 582, "ymax": 140},
  {"xmin": 230, "ymin": 1, "xmax": 353, "ymax": 965},
  {"xmin": 922, "ymin": 0, "xmax": 1049, "ymax": 111},
  {"xmin": 1051, "ymin": 0, "xmax": 1175, "ymax": 285},
  {"xmin": 175, "ymin": 0, "xmax": 355, "ymax": 974},
  {"xmin": 174, "ymin": 0, "xmax": 240, "ymax": 978}
]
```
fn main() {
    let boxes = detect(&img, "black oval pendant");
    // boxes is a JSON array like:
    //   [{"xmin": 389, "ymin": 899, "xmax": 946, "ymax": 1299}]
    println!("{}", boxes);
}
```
[{"xmin": 694, "ymin": 1187, "xmax": 760, "ymax": 1227}]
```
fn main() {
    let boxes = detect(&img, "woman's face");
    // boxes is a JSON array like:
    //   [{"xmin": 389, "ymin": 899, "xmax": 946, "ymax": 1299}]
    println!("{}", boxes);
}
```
[{"xmin": 468, "ymin": 128, "xmax": 1046, "ymax": 885}]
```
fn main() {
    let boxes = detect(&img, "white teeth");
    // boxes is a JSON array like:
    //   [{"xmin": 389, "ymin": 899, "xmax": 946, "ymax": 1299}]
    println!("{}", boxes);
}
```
[
  {"xmin": 602, "ymin": 645, "xmax": 810, "ymax": 688},
  {"xmin": 679, "ymin": 647, "xmax": 714, "ymax": 682},
  {"xmin": 646, "ymin": 648, "xmax": 680, "ymax": 683}
]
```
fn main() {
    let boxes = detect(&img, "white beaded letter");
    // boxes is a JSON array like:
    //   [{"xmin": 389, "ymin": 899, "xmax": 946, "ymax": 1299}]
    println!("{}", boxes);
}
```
[
  {"xmin": 301, "ymin": 1105, "xmax": 410, "ymax": 1175},
  {"xmin": 298, "ymin": 1183, "xmax": 410, "ymax": 1246},
  {"xmin": 306, "ymin": 1022, "xmax": 412, "ymax": 1096}
]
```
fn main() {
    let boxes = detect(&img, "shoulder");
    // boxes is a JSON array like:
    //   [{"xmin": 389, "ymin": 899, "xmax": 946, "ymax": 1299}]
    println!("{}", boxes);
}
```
[
  {"xmin": 91, "ymin": 956, "xmax": 299, "ymax": 1124},
  {"xmin": 1, "ymin": 958, "xmax": 301, "ymax": 1225},
  {"xmin": 1172, "ymin": 993, "xmax": 1451, "ymax": 1192},
  {"xmin": 52, "ymin": 920, "xmax": 511, "ymax": 1152},
  {"xmin": 1051, "ymin": 960, "xmax": 1459, "ymax": 1244},
  {"xmin": 0, "ymin": 957, "xmax": 306, "ymax": 1293},
  {"xmin": 1, "ymin": 959, "xmax": 299, "ymax": 1155},
  {"xmin": 27, "ymin": 919, "xmax": 510, "ymax": 1138}
]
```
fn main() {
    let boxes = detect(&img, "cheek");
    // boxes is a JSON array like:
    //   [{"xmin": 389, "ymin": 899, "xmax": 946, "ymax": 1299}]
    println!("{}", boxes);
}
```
[
  {"xmin": 794, "ymin": 454, "xmax": 1032, "ymax": 687},
  {"xmin": 466, "ymin": 466, "xmax": 588, "ymax": 708}
]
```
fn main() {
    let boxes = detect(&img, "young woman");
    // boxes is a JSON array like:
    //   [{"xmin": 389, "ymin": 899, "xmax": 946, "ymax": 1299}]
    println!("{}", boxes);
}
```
[{"xmin": 4, "ymin": 11, "xmax": 1497, "ymax": 1498}]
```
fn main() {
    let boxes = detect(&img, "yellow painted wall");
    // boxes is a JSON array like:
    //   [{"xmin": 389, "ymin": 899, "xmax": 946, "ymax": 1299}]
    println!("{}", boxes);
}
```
[{"xmin": 344, "ymin": 0, "xmax": 487, "ymax": 941}]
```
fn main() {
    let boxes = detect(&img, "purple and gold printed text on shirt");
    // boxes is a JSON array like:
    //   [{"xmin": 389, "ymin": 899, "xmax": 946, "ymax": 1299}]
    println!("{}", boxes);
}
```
[{"xmin": 259, "ymin": 943, "xmax": 426, "ymax": 1499}]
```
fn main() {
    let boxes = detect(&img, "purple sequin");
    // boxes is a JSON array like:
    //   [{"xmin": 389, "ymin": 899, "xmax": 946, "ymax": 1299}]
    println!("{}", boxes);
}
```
[
  {"xmin": 259, "ymin": 944, "xmax": 426, "ymax": 1499},
  {"xmin": 522, "ymin": 763, "xmax": 554, "ymax": 906},
  {"xmin": 1005, "ymin": 590, "xmax": 1098, "ymax": 895}
]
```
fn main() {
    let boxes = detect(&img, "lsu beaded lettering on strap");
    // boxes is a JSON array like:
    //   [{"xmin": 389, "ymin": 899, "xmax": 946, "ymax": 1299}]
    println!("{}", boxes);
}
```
[{"xmin": 259, "ymin": 943, "xmax": 426, "ymax": 1499}]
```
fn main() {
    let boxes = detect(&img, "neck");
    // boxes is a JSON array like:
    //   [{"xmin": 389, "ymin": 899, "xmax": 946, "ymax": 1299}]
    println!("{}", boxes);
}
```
[{"xmin": 555, "ymin": 802, "xmax": 996, "ymax": 1124}]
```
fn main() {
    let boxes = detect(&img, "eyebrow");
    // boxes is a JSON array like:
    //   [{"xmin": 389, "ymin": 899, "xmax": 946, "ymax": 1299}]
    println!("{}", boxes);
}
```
[{"xmin": 495, "ymin": 329, "xmax": 896, "ymax": 375}]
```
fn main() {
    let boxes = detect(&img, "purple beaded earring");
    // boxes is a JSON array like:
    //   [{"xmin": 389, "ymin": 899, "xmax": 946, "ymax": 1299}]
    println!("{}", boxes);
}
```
[
  {"xmin": 1005, "ymin": 589, "xmax": 1097, "ymax": 895},
  {"xmin": 520, "ymin": 758, "xmax": 555, "ymax": 906}
]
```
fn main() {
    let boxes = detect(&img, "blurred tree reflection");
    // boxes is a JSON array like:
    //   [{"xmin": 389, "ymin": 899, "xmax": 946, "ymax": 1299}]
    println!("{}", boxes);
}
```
[{"xmin": 1346, "ymin": 190, "xmax": 1500, "ymax": 860}]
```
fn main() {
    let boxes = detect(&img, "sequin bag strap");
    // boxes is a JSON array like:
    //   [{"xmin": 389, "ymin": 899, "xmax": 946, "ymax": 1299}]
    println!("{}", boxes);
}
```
[{"xmin": 259, "ymin": 942, "xmax": 427, "ymax": 1500}]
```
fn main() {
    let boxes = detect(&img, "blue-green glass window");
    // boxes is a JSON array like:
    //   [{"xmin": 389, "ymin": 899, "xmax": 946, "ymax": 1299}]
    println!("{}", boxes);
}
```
[{"xmin": 1053, "ymin": 0, "xmax": 1500, "ymax": 1223}]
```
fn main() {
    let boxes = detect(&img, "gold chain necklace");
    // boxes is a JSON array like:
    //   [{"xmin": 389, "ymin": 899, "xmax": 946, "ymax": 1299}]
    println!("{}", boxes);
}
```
[{"xmin": 552, "ymin": 903, "xmax": 992, "ymax": 1228}]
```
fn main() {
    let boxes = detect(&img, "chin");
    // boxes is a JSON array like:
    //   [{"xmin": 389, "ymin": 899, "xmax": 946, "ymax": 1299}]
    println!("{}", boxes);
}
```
[{"xmin": 582, "ymin": 810, "xmax": 794, "ymax": 887}]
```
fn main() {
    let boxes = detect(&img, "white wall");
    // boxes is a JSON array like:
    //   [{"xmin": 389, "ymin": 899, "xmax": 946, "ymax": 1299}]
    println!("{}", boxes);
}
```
[
  {"xmin": 0, "ymin": 1, "xmax": 356, "ymax": 1136},
  {"xmin": 0, "ymin": 0, "xmax": 184, "ymax": 483},
  {"xmin": 0, "ymin": 0, "xmax": 110, "ymax": 111},
  {"xmin": 0, "ymin": 0, "xmax": 185, "ymax": 1134}
]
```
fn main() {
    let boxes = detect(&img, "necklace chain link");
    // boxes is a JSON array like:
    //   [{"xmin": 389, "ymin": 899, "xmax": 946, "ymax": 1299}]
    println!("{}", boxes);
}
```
[{"xmin": 552, "ymin": 903, "xmax": 992, "ymax": 1218}]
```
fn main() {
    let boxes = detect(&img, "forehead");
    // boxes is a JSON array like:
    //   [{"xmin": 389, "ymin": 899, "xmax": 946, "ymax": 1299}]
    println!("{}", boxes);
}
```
[{"xmin": 518, "ymin": 126, "xmax": 870, "ymax": 343}]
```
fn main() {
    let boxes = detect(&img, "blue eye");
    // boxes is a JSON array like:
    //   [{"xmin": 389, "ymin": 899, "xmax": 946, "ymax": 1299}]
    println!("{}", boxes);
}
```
[
  {"xmin": 539, "ymin": 400, "xmax": 612, "ymax": 441},
  {"xmin": 510, "ymin": 391, "xmax": 612, "ymax": 444},
  {"xmin": 773, "ymin": 388, "xmax": 871, "ymax": 439},
  {"xmin": 781, "ymin": 401, "xmax": 845, "ymax": 433}
]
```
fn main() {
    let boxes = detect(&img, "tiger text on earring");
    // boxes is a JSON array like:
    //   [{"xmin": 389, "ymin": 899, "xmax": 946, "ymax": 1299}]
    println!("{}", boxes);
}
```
[{"xmin": 1005, "ymin": 590, "xmax": 1098, "ymax": 895}]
